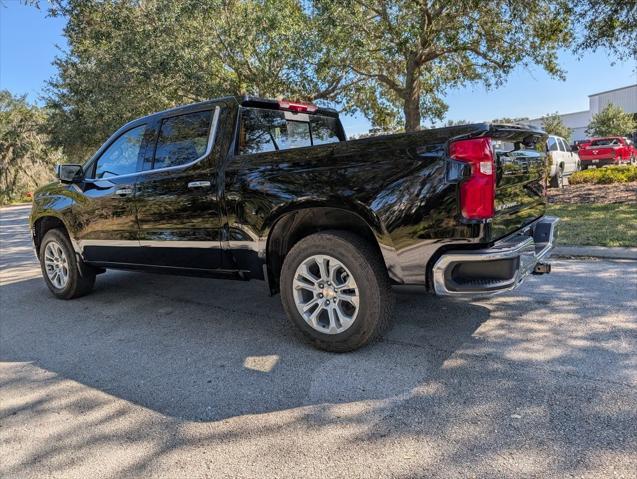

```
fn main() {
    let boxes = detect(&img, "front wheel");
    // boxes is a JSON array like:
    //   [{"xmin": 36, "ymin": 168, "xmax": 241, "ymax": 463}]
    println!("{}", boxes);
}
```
[
  {"xmin": 39, "ymin": 229, "xmax": 96, "ymax": 299},
  {"xmin": 280, "ymin": 231, "xmax": 394, "ymax": 352}
]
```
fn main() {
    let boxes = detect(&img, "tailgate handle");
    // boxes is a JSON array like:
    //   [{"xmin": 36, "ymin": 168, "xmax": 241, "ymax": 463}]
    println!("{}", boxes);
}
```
[{"xmin": 188, "ymin": 180, "xmax": 211, "ymax": 189}]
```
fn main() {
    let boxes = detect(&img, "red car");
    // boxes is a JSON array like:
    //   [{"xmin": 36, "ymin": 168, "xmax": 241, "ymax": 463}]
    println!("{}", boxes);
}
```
[{"xmin": 578, "ymin": 136, "xmax": 636, "ymax": 169}]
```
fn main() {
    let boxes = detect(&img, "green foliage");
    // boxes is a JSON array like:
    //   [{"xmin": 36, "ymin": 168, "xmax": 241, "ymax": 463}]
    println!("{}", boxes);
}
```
[
  {"xmin": 571, "ymin": 0, "xmax": 637, "ymax": 60},
  {"xmin": 316, "ymin": 0, "xmax": 572, "ymax": 130},
  {"xmin": 444, "ymin": 119, "xmax": 471, "ymax": 127},
  {"xmin": 491, "ymin": 117, "xmax": 530, "ymax": 124},
  {"xmin": 569, "ymin": 166, "xmax": 637, "ymax": 185},
  {"xmin": 586, "ymin": 104, "xmax": 637, "ymax": 137},
  {"xmin": 44, "ymin": 0, "xmax": 574, "ymax": 157},
  {"xmin": 45, "ymin": 0, "xmax": 340, "ymax": 161},
  {"xmin": 541, "ymin": 112, "xmax": 572, "ymax": 140},
  {"xmin": 0, "ymin": 91, "xmax": 63, "ymax": 205}
]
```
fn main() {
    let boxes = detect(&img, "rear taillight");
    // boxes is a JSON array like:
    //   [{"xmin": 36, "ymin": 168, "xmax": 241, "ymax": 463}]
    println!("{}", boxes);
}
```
[{"xmin": 449, "ymin": 137, "xmax": 495, "ymax": 220}]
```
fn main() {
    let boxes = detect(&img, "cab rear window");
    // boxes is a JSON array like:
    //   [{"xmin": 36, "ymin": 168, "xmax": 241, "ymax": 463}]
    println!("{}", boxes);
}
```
[
  {"xmin": 238, "ymin": 107, "xmax": 341, "ymax": 155},
  {"xmin": 590, "ymin": 138, "xmax": 621, "ymax": 146}
]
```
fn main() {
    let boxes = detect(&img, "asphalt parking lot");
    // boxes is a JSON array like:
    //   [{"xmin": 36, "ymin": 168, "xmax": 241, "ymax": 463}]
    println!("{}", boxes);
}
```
[{"xmin": 1, "ymin": 204, "xmax": 636, "ymax": 478}]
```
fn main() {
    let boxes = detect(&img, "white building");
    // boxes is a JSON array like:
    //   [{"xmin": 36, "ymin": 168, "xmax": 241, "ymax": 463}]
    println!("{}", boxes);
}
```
[{"xmin": 528, "ymin": 84, "xmax": 637, "ymax": 141}]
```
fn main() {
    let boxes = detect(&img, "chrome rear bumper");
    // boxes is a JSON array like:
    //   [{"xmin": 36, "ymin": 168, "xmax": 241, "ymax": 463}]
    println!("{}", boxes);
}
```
[{"xmin": 432, "ymin": 216, "xmax": 559, "ymax": 296}]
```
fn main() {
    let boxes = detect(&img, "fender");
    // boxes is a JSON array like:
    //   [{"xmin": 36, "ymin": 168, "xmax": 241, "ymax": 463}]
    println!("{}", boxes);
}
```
[{"xmin": 262, "ymin": 201, "xmax": 403, "ymax": 288}]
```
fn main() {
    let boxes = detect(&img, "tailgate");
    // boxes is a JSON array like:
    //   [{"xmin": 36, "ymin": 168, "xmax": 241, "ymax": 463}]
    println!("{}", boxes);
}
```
[
  {"xmin": 579, "ymin": 146, "xmax": 614, "ymax": 160},
  {"xmin": 489, "ymin": 125, "xmax": 547, "ymax": 241}
]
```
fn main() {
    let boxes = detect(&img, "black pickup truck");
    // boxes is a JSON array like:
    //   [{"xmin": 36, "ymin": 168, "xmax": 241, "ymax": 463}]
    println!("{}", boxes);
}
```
[{"xmin": 30, "ymin": 96, "xmax": 558, "ymax": 351}]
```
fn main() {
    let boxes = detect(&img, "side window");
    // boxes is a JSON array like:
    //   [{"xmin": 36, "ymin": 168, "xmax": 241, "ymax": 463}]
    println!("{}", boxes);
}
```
[
  {"xmin": 547, "ymin": 137, "xmax": 558, "ymax": 152},
  {"xmin": 556, "ymin": 138, "xmax": 566, "ymax": 152},
  {"xmin": 94, "ymin": 124, "xmax": 146, "ymax": 179},
  {"xmin": 238, "ymin": 108, "xmax": 312, "ymax": 154},
  {"xmin": 238, "ymin": 108, "xmax": 278, "ymax": 154},
  {"xmin": 238, "ymin": 107, "xmax": 342, "ymax": 155},
  {"xmin": 153, "ymin": 110, "xmax": 212, "ymax": 169},
  {"xmin": 559, "ymin": 138, "xmax": 571, "ymax": 152}
]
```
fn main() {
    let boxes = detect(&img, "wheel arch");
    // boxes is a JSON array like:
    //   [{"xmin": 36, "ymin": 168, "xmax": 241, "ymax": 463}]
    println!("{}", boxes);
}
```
[
  {"xmin": 32, "ymin": 214, "xmax": 75, "ymax": 258},
  {"xmin": 264, "ymin": 205, "xmax": 398, "ymax": 293}
]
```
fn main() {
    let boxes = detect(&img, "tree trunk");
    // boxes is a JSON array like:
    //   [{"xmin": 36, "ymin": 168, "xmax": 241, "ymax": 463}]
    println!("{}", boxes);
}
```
[
  {"xmin": 404, "ymin": 98, "xmax": 421, "ymax": 132},
  {"xmin": 403, "ymin": 61, "xmax": 421, "ymax": 131}
]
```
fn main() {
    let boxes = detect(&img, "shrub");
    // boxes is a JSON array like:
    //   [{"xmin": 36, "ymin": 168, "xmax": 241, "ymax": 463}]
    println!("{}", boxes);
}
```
[{"xmin": 569, "ymin": 166, "xmax": 637, "ymax": 185}]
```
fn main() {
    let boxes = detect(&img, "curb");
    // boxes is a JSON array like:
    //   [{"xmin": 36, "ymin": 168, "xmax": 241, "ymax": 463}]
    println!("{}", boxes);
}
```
[{"xmin": 553, "ymin": 246, "xmax": 637, "ymax": 260}]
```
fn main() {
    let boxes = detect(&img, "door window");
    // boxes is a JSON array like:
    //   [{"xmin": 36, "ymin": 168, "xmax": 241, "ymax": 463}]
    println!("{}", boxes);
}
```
[
  {"xmin": 547, "ymin": 137, "xmax": 559, "ymax": 152},
  {"xmin": 94, "ymin": 124, "xmax": 146, "ymax": 178},
  {"xmin": 153, "ymin": 110, "xmax": 213, "ymax": 169}
]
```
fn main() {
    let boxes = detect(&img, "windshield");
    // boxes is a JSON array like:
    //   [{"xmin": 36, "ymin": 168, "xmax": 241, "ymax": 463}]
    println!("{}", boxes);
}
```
[{"xmin": 238, "ymin": 107, "xmax": 342, "ymax": 155}]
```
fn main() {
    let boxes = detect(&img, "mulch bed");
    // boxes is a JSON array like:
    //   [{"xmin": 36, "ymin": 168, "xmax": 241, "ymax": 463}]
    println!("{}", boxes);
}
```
[{"xmin": 548, "ymin": 182, "xmax": 637, "ymax": 205}]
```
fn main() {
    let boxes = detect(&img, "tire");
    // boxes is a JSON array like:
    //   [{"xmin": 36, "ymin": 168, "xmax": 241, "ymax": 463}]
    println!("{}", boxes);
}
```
[
  {"xmin": 549, "ymin": 167, "xmax": 564, "ymax": 188},
  {"xmin": 39, "ymin": 228, "xmax": 96, "ymax": 299},
  {"xmin": 280, "ymin": 230, "xmax": 394, "ymax": 352}
]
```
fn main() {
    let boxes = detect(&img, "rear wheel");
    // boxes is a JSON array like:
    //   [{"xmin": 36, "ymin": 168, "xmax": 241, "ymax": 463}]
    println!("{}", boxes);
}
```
[
  {"xmin": 550, "ymin": 167, "xmax": 564, "ymax": 188},
  {"xmin": 39, "ymin": 229, "xmax": 96, "ymax": 299},
  {"xmin": 280, "ymin": 231, "xmax": 394, "ymax": 352}
]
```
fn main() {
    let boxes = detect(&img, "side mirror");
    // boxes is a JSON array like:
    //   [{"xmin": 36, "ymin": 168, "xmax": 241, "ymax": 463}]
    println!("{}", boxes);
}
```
[{"xmin": 55, "ymin": 164, "xmax": 84, "ymax": 183}]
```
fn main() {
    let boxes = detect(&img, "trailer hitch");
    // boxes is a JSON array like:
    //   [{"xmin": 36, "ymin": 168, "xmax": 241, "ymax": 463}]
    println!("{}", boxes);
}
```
[{"xmin": 532, "ymin": 262, "xmax": 551, "ymax": 275}]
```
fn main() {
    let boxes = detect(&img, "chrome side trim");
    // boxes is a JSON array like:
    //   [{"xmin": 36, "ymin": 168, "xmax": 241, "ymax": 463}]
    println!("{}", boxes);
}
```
[
  {"xmin": 139, "ymin": 240, "xmax": 219, "ymax": 248},
  {"xmin": 84, "ymin": 105, "xmax": 221, "ymax": 181},
  {"xmin": 78, "ymin": 239, "xmax": 140, "ymax": 251},
  {"xmin": 78, "ymin": 239, "xmax": 220, "ymax": 250},
  {"xmin": 432, "ymin": 216, "xmax": 559, "ymax": 297}
]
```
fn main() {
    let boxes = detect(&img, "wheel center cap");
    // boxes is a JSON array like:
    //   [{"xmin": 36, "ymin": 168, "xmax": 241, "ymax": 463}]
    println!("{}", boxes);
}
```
[{"xmin": 323, "ymin": 288, "xmax": 336, "ymax": 299}]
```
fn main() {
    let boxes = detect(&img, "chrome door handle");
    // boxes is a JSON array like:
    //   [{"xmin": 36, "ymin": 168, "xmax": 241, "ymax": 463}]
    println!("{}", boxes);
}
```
[
  {"xmin": 115, "ymin": 187, "xmax": 134, "ymax": 196},
  {"xmin": 188, "ymin": 180, "xmax": 211, "ymax": 189}
]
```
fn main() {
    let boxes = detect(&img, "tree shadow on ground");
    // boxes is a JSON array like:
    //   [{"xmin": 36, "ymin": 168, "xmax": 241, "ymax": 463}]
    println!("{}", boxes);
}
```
[{"xmin": 2, "ymin": 202, "xmax": 636, "ymax": 478}]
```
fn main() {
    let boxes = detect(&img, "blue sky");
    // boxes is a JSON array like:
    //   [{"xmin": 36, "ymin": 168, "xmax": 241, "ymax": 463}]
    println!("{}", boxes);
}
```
[{"xmin": 2, "ymin": 2, "xmax": 636, "ymax": 136}]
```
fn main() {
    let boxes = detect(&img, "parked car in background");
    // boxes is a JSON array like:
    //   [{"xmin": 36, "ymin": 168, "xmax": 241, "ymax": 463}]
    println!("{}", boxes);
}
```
[
  {"xmin": 571, "ymin": 139, "xmax": 591, "ymax": 152},
  {"xmin": 578, "ymin": 137, "xmax": 636, "ymax": 168},
  {"xmin": 547, "ymin": 135, "xmax": 580, "ymax": 187},
  {"xmin": 28, "ymin": 96, "xmax": 558, "ymax": 352}
]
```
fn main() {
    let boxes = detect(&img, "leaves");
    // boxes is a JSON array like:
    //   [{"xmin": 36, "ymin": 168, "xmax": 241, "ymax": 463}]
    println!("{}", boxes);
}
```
[
  {"xmin": 315, "ymin": 0, "xmax": 572, "ymax": 130},
  {"xmin": 571, "ymin": 0, "xmax": 637, "ymax": 61},
  {"xmin": 44, "ymin": 0, "xmax": 578, "ymax": 154},
  {"xmin": 541, "ymin": 112, "xmax": 573, "ymax": 141},
  {"xmin": 44, "ymin": 0, "xmax": 340, "ymax": 161},
  {"xmin": 0, "ymin": 91, "xmax": 62, "ymax": 204},
  {"xmin": 586, "ymin": 104, "xmax": 637, "ymax": 137}
]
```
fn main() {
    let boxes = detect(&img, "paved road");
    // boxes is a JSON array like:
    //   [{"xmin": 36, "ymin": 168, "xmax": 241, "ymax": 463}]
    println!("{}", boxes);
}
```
[{"xmin": 1, "ymin": 204, "xmax": 636, "ymax": 478}]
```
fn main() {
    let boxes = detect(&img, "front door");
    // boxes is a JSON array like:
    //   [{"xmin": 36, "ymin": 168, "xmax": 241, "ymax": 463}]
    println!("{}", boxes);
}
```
[
  {"xmin": 73, "ymin": 123, "xmax": 149, "ymax": 264},
  {"xmin": 134, "ymin": 106, "xmax": 223, "ymax": 271}
]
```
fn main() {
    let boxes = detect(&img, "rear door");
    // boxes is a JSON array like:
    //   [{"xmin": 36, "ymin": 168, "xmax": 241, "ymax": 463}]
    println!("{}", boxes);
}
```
[{"xmin": 134, "ymin": 106, "xmax": 224, "ymax": 271}]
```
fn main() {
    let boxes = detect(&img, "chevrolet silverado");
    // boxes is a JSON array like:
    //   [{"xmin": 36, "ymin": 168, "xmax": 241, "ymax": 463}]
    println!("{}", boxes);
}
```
[{"xmin": 30, "ymin": 97, "xmax": 558, "ymax": 351}]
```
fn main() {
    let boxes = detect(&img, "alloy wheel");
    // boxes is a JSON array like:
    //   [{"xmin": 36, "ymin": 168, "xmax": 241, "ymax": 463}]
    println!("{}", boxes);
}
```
[
  {"xmin": 44, "ymin": 240, "xmax": 69, "ymax": 289},
  {"xmin": 292, "ymin": 254, "xmax": 360, "ymax": 334}
]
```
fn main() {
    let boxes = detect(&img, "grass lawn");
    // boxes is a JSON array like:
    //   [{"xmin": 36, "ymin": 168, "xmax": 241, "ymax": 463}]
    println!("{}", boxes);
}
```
[{"xmin": 547, "ymin": 203, "xmax": 637, "ymax": 247}]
